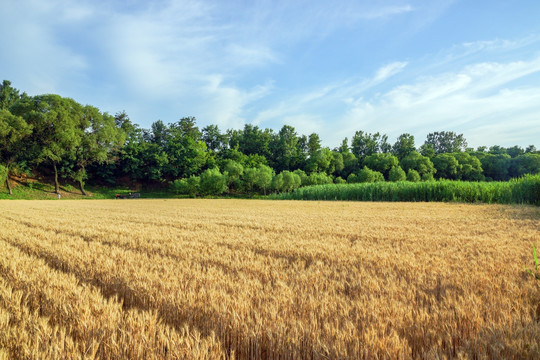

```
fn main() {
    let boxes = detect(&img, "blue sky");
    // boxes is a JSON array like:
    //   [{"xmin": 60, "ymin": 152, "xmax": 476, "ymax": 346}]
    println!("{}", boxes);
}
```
[{"xmin": 1, "ymin": 0, "xmax": 540, "ymax": 149}]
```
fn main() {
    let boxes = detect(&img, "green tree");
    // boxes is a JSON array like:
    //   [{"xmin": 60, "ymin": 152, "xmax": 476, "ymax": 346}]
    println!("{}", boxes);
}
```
[
  {"xmin": 363, "ymin": 153, "xmax": 399, "ymax": 179},
  {"xmin": 238, "ymin": 124, "xmax": 273, "ymax": 159},
  {"xmin": 357, "ymin": 166, "xmax": 385, "ymax": 183},
  {"xmin": 453, "ymin": 152, "xmax": 483, "ymax": 181},
  {"xmin": 481, "ymin": 154, "xmax": 511, "ymax": 181},
  {"xmin": 271, "ymin": 172, "xmax": 284, "ymax": 193},
  {"xmin": 488, "ymin": 145, "xmax": 507, "ymax": 155},
  {"xmin": 165, "ymin": 119, "xmax": 208, "ymax": 179},
  {"xmin": 118, "ymin": 127, "xmax": 167, "ymax": 183},
  {"xmin": 271, "ymin": 125, "xmax": 302, "ymax": 172},
  {"xmin": 0, "ymin": 80, "xmax": 23, "ymax": 110},
  {"xmin": 399, "ymin": 151, "xmax": 436, "ymax": 178},
  {"xmin": 242, "ymin": 167, "xmax": 258, "ymax": 193},
  {"xmin": 406, "ymin": 169, "xmax": 421, "ymax": 182},
  {"xmin": 347, "ymin": 173, "xmax": 358, "ymax": 183},
  {"xmin": 432, "ymin": 153, "xmax": 459, "ymax": 179},
  {"xmin": 392, "ymin": 133, "xmax": 416, "ymax": 160},
  {"xmin": 339, "ymin": 151, "xmax": 358, "ymax": 179},
  {"xmin": 170, "ymin": 176, "xmax": 199, "ymax": 197},
  {"xmin": 13, "ymin": 95, "xmax": 83, "ymax": 194},
  {"xmin": 281, "ymin": 170, "xmax": 301, "ymax": 192},
  {"xmin": 202, "ymin": 124, "xmax": 227, "ymax": 153},
  {"xmin": 71, "ymin": 106, "xmax": 126, "ymax": 195},
  {"xmin": 304, "ymin": 172, "xmax": 333, "ymax": 186},
  {"xmin": 224, "ymin": 159, "xmax": 244, "ymax": 190},
  {"xmin": 506, "ymin": 145, "xmax": 524, "ymax": 158},
  {"xmin": 0, "ymin": 109, "xmax": 33, "ymax": 194},
  {"xmin": 422, "ymin": 131, "xmax": 467, "ymax": 154},
  {"xmin": 0, "ymin": 165, "xmax": 7, "ymax": 191},
  {"xmin": 337, "ymin": 137, "xmax": 349, "ymax": 153},
  {"xmin": 307, "ymin": 133, "xmax": 321, "ymax": 155},
  {"xmin": 292, "ymin": 169, "xmax": 308, "ymax": 186},
  {"xmin": 305, "ymin": 148, "xmax": 333, "ymax": 174},
  {"xmin": 419, "ymin": 143, "xmax": 436, "ymax": 158},
  {"xmin": 351, "ymin": 131, "xmax": 384, "ymax": 159},
  {"xmin": 199, "ymin": 168, "xmax": 227, "ymax": 195},
  {"xmin": 388, "ymin": 166, "xmax": 406, "ymax": 182},
  {"xmin": 330, "ymin": 151, "xmax": 344, "ymax": 176},
  {"xmin": 509, "ymin": 153, "xmax": 540, "ymax": 177},
  {"xmin": 254, "ymin": 165, "xmax": 273, "ymax": 195}
]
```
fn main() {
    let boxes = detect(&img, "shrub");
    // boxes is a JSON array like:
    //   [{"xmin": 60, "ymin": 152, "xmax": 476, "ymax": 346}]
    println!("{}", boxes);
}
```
[
  {"xmin": 357, "ymin": 166, "xmax": 384, "ymax": 183},
  {"xmin": 199, "ymin": 168, "xmax": 227, "ymax": 196},
  {"xmin": 304, "ymin": 172, "xmax": 333, "ymax": 186},
  {"xmin": 170, "ymin": 176, "xmax": 200, "ymax": 197},
  {"xmin": 281, "ymin": 171, "xmax": 301, "ymax": 192},
  {"xmin": 272, "ymin": 173, "xmax": 284, "ymax": 193},
  {"xmin": 422, "ymin": 172, "xmax": 434, "ymax": 181},
  {"xmin": 347, "ymin": 173, "xmax": 358, "ymax": 184},
  {"xmin": 388, "ymin": 166, "xmax": 406, "ymax": 182},
  {"xmin": 406, "ymin": 169, "xmax": 421, "ymax": 182}
]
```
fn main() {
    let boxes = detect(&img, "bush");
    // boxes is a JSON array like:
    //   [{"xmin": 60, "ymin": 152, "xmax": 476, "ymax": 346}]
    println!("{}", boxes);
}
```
[
  {"xmin": 406, "ymin": 169, "xmax": 421, "ymax": 182},
  {"xmin": 388, "ymin": 166, "xmax": 406, "ymax": 182},
  {"xmin": 304, "ymin": 172, "xmax": 333, "ymax": 186},
  {"xmin": 170, "ymin": 176, "xmax": 200, "ymax": 197},
  {"xmin": 334, "ymin": 176, "xmax": 346, "ymax": 184},
  {"xmin": 171, "ymin": 179, "xmax": 189, "ymax": 195},
  {"xmin": 357, "ymin": 166, "xmax": 384, "ymax": 183},
  {"xmin": 422, "ymin": 172, "xmax": 434, "ymax": 181},
  {"xmin": 281, "ymin": 171, "xmax": 301, "ymax": 192},
  {"xmin": 199, "ymin": 168, "xmax": 227, "ymax": 196},
  {"xmin": 347, "ymin": 173, "xmax": 358, "ymax": 184},
  {"xmin": 271, "ymin": 173, "xmax": 284, "ymax": 193}
]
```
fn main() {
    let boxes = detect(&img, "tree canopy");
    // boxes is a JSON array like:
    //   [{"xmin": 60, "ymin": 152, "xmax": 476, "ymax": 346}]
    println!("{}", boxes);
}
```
[{"xmin": 0, "ymin": 79, "xmax": 538, "ymax": 196}]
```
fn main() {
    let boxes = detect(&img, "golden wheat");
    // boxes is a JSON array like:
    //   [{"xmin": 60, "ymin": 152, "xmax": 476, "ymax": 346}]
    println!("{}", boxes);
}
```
[{"xmin": 0, "ymin": 199, "xmax": 539, "ymax": 359}]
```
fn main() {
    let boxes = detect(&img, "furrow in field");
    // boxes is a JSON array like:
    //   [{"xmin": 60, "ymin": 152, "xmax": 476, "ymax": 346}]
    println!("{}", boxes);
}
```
[
  {"xmin": 0, "ymin": 214, "xmax": 383, "ymax": 358},
  {"xmin": 0, "ymin": 240, "xmax": 225, "ymax": 360},
  {"xmin": 0, "ymin": 220, "xmax": 301, "ymax": 358},
  {"xmin": 0, "ymin": 276, "xmax": 81, "ymax": 360}
]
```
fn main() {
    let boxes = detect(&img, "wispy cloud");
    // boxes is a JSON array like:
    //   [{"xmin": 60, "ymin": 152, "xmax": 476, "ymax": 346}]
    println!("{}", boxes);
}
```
[
  {"xmin": 250, "ymin": 47, "xmax": 540, "ymax": 148},
  {"xmin": 337, "ymin": 56, "xmax": 540, "ymax": 147},
  {"xmin": 373, "ymin": 62, "xmax": 408, "ymax": 83},
  {"xmin": 360, "ymin": 5, "xmax": 413, "ymax": 19}
]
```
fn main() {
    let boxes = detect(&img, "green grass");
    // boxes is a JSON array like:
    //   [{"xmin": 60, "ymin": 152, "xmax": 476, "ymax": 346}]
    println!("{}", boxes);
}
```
[
  {"xmin": 0, "ymin": 181, "xmax": 182, "ymax": 200},
  {"xmin": 276, "ymin": 174, "xmax": 540, "ymax": 205}
]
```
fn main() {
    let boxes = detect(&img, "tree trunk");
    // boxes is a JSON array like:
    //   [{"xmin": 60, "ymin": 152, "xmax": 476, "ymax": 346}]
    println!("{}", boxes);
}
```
[
  {"xmin": 78, "ymin": 179, "xmax": 87, "ymax": 196},
  {"xmin": 5, "ymin": 161, "xmax": 13, "ymax": 195},
  {"xmin": 5, "ymin": 175, "xmax": 12, "ymax": 195},
  {"xmin": 53, "ymin": 162, "xmax": 60, "ymax": 194}
]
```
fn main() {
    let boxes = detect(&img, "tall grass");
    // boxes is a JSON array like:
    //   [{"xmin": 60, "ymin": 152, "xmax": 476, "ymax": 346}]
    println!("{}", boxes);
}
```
[{"xmin": 278, "ymin": 174, "xmax": 540, "ymax": 205}]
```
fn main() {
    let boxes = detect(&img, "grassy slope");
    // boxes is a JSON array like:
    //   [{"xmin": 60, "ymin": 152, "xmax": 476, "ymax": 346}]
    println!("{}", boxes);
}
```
[{"xmin": 0, "ymin": 179, "xmax": 179, "ymax": 200}]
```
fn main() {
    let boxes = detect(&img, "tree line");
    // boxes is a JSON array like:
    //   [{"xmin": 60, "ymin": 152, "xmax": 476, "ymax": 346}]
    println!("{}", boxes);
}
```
[{"xmin": 1, "ymin": 80, "xmax": 539, "ymax": 196}]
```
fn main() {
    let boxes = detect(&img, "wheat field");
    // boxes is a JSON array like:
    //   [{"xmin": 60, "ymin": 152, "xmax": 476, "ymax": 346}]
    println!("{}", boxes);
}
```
[{"xmin": 0, "ymin": 199, "xmax": 539, "ymax": 359}]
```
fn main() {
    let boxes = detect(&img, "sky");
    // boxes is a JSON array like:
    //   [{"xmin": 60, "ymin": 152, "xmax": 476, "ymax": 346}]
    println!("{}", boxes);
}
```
[{"xmin": 1, "ymin": 0, "xmax": 540, "ymax": 149}]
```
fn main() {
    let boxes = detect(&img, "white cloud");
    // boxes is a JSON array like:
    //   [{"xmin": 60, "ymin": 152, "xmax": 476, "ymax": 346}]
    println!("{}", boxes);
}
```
[
  {"xmin": 0, "ymin": 0, "xmax": 89, "ymax": 94},
  {"xmin": 249, "ymin": 52, "xmax": 540, "ymax": 148},
  {"xmin": 336, "ymin": 56, "xmax": 540, "ymax": 147},
  {"xmin": 360, "ymin": 5, "xmax": 413, "ymax": 19},
  {"xmin": 373, "ymin": 62, "xmax": 408, "ymax": 83}
]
